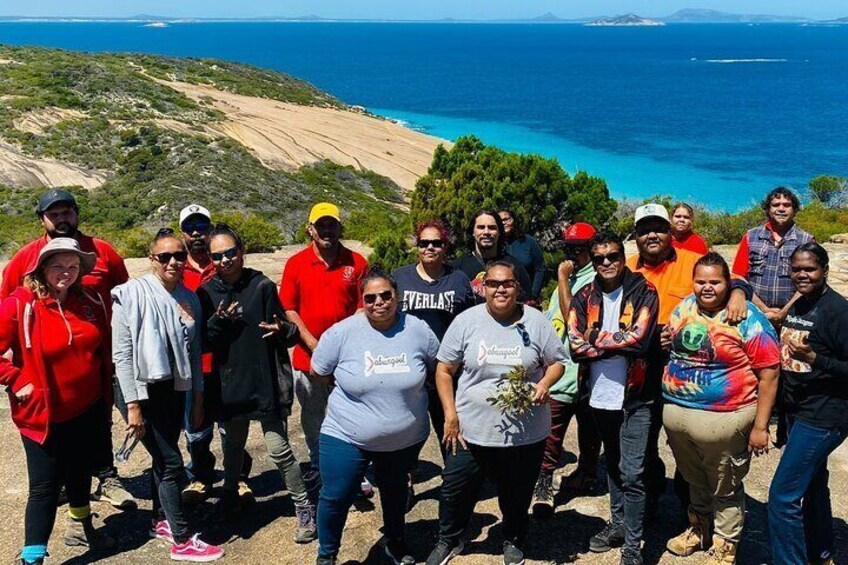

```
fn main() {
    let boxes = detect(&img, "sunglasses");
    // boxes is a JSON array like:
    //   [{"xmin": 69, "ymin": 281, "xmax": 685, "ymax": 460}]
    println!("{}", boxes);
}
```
[
  {"xmin": 591, "ymin": 252, "xmax": 623, "ymax": 266},
  {"xmin": 635, "ymin": 225, "xmax": 670, "ymax": 237},
  {"xmin": 363, "ymin": 290, "xmax": 394, "ymax": 305},
  {"xmin": 483, "ymin": 278, "xmax": 518, "ymax": 289},
  {"xmin": 417, "ymin": 239, "xmax": 445, "ymax": 249},
  {"xmin": 151, "ymin": 251, "xmax": 188, "ymax": 264},
  {"xmin": 182, "ymin": 221, "xmax": 210, "ymax": 234},
  {"xmin": 210, "ymin": 246, "xmax": 239, "ymax": 262}
]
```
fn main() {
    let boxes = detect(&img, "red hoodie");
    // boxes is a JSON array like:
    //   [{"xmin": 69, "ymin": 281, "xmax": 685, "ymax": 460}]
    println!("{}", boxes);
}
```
[{"xmin": 0, "ymin": 287, "xmax": 112, "ymax": 444}]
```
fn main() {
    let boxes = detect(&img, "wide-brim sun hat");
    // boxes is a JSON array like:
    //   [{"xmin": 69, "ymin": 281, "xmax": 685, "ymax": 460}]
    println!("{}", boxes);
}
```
[{"xmin": 24, "ymin": 237, "xmax": 97, "ymax": 278}]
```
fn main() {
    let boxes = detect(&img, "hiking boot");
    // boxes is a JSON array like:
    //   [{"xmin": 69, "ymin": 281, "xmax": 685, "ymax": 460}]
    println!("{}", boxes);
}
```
[
  {"xmin": 589, "ymin": 521, "xmax": 625, "ymax": 553},
  {"xmin": 92, "ymin": 476, "xmax": 137, "ymax": 510},
  {"xmin": 667, "ymin": 510, "xmax": 712, "ymax": 556},
  {"xmin": 64, "ymin": 514, "xmax": 116, "ymax": 550},
  {"xmin": 384, "ymin": 537, "xmax": 416, "ymax": 565},
  {"xmin": 502, "ymin": 540, "xmax": 525, "ymax": 565},
  {"xmin": 237, "ymin": 480, "xmax": 254, "ymax": 502},
  {"xmin": 294, "ymin": 502, "xmax": 317, "ymax": 544},
  {"xmin": 620, "ymin": 547, "xmax": 644, "ymax": 565},
  {"xmin": 425, "ymin": 539, "xmax": 465, "ymax": 565},
  {"xmin": 150, "ymin": 519, "xmax": 175, "ymax": 544},
  {"xmin": 170, "ymin": 534, "xmax": 224, "ymax": 562},
  {"xmin": 182, "ymin": 481, "xmax": 209, "ymax": 506},
  {"xmin": 703, "ymin": 536, "xmax": 737, "ymax": 565},
  {"xmin": 532, "ymin": 472, "xmax": 554, "ymax": 518}
]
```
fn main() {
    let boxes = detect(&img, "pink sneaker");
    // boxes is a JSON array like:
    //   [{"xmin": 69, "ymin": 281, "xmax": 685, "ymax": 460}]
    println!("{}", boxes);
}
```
[
  {"xmin": 170, "ymin": 534, "xmax": 224, "ymax": 562},
  {"xmin": 150, "ymin": 519, "xmax": 174, "ymax": 544}
]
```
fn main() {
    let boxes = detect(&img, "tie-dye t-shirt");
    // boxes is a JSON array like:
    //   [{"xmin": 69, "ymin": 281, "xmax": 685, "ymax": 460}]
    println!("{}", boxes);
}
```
[{"xmin": 663, "ymin": 296, "xmax": 780, "ymax": 411}]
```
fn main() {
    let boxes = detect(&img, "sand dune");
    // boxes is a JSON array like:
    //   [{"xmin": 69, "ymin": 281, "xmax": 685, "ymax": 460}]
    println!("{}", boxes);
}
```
[{"xmin": 160, "ymin": 80, "xmax": 446, "ymax": 191}]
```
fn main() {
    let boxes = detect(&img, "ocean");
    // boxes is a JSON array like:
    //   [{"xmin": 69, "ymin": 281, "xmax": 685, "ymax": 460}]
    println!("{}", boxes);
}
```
[{"xmin": 1, "ymin": 22, "xmax": 846, "ymax": 210}]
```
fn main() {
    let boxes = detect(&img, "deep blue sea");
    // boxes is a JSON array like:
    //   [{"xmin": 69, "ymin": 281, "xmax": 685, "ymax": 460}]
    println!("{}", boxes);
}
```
[{"xmin": 1, "ymin": 22, "xmax": 847, "ymax": 209}]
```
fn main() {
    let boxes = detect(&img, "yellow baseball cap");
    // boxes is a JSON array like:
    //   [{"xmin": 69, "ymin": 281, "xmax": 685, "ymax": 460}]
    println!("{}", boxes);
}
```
[{"xmin": 308, "ymin": 202, "xmax": 341, "ymax": 224}]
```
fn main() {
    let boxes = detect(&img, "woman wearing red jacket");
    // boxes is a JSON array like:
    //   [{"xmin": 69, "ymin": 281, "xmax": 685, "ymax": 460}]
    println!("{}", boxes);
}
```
[{"xmin": 0, "ymin": 238, "xmax": 114, "ymax": 565}]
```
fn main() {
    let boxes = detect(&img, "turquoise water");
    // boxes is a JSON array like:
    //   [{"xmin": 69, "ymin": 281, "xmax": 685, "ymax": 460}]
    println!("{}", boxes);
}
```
[{"xmin": 1, "ymin": 22, "xmax": 846, "ymax": 209}]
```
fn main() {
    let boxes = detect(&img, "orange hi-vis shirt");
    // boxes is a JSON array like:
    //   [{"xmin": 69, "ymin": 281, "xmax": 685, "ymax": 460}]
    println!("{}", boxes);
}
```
[{"xmin": 627, "ymin": 247, "xmax": 705, "ymax": 326}]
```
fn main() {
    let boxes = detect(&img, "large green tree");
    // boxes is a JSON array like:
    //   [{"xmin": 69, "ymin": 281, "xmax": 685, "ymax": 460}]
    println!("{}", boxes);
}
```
[{"xmin": 410, "ymin": 136, "xmax": 616, "ymax": 249}]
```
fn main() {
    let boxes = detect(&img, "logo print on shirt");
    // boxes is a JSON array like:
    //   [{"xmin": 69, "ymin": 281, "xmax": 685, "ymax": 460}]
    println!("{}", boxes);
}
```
[
  {"xmin": 342, "ymin": 266, "xmax": 355, "ymax": 282},
  {"xmin": 364, "ymin": 352, "xmax": 411, "ymax": 376},
  {"xmin": 477, "ymin": 341, "xmax": 522, "ymax": 366}
]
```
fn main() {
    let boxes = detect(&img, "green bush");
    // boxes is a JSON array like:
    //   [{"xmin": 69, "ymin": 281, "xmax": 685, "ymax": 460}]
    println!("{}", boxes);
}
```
[
  {"xmin": 410, "ymin": 136, "xmax": 617, "ymax": 250},
  {"xmin": 808, "ymin": 175, "xmax": 847, "ymax": 206},
  {"xmin": 215, "ymin": 212, "xmax": 284, "ymax": 253},
  {"xmin": 796, "ymin": 201, "xmax": 848, "ymax": 242},
  {"xmin": 368, "ymin": 230, "xmax": 414, "ymax": 273}
]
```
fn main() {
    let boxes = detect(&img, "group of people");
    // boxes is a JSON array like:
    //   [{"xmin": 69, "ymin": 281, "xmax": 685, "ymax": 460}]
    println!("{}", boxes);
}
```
[{"xmin": 0, "ymin": 187, "xmax": 845, "ymax": 565}]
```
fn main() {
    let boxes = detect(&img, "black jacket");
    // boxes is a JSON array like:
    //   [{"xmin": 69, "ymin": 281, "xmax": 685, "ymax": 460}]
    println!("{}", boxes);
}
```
[
  {"xmin": 568, "ymin": 268, "xmax": 660, "ymax": 407},
  {"xmin": 198, "ymin": 268, "xmax": 298, "ymax": 421}
]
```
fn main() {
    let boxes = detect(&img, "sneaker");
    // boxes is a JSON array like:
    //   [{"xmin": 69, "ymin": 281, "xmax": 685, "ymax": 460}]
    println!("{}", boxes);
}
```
[
  {"xmin": 182, "ymin": 481, "xmax": 209, "ymax": 506},
  {"xmin": 425, "ymin": 539, "xmax": 464, "ymax": 565},
  {"xmin": 361, "ymin": 477, "xmax": 375, "ymax": 498},
  {"xmin": 150, "ymin": 519, "xmax": 175, "ymax": 544},
  {"xmin": 237, "ymin": 480, "xmax": 254, "ymax": 502},
  {"xmin": 64, "ymin": 514, "xmax": 116, "ymax": 550},
  {"xmin": 170, "ymin": 534, "xmax": 224, "ymax": 562},
  {"xmin": 384, "ymin": 537, "xmax": 416, "ymax": 565},
  {"xmin": 294, "ymin": 502, "xmax": 317, "ymax": 544},
  {"xmin": 620, "ymin": 548, "xmax": 644, "ymax": 565},
  {"xmin": 502, "ymin": 540, "xmax": 525, "ymax": 565},
  {"xmin": 532, "ymin": 473, "xmax": 554, "ymax": 518},
  {"xmin": 316, "ymin": 556, "xmax": 337, "ymax": 565},
  {"xmin": 92, "ymin": 476, "xmax": 137, "ymax": 510},
  {"xmin": 589, "ymin": 521, "xmax": 625, "ymax": 553}
]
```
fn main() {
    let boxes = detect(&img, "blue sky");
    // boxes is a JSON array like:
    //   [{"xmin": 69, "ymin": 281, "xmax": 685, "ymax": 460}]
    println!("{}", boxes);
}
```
[{"xmin": 0, "ymin": 1, "xmax": 843, "ymax": 20}]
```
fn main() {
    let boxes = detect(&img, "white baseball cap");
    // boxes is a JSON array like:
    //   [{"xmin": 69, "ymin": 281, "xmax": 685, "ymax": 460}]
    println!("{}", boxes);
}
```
[
  {"xmin": 634, "ymin": 203, "xmax": 670, "ymax": 225},
  {"xmin": 179, "ymin": 204, "xmax": 212, "ymax": 227}
]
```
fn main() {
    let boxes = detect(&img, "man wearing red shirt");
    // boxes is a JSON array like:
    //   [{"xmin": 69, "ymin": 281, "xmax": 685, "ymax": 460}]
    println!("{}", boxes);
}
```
[
  {"xmin": 0, "ymin": 189, "xmax": 134, "ymax": 510},
  {"xmin": 280, "ymin": 203, "xmax": 367, "ymax": 475}
]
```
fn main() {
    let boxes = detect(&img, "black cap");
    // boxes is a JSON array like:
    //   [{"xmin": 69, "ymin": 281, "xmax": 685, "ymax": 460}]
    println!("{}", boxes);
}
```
[{"xmin": 36, "ymin": 189, "xmax": 77, "ymax": 215}]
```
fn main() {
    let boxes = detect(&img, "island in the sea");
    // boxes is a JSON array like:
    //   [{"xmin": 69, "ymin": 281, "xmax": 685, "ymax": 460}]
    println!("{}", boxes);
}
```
[{"xmin": 585, "ymin": 13, "xmax": 665, "ymax": 26}]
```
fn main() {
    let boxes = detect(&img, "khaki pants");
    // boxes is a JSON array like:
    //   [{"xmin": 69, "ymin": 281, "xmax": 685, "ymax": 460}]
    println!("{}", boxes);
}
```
[{"xmin": 663, "ymin": 403, "xmax": 756, "ymax": 542}]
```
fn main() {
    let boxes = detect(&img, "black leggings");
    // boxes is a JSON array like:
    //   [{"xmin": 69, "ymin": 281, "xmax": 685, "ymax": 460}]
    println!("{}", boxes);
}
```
[
  {"xmin": 21, "ymin": 399, "xmax": 104, "ymax": 546},
  {"xmin": 137, "ymin": 381, "xmax": 190, "ymax": 542}
]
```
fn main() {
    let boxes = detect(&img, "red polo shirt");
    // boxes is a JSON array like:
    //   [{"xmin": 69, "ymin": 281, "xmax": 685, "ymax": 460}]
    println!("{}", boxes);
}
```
[
  {"xmin": 279, "ymin": 244, "xmax": 367, "ymax": 372},
  {"xmin": 182, "ymin": 258, "xmax": 216, "ymax": 373},
  {"xmin": 182, "ymin": 258, "xmax": 216, "ymax": 293},
  {"xmin": 0, "ymin": 234, "xmax": 129, "ymax": 306}
]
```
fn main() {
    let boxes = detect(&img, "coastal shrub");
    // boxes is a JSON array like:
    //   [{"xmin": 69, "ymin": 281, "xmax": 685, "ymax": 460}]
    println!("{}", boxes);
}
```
[
  {"xmin": 808, "ymin": 175, "xmax": 847, "ymax": 207},
  {"xmin": 213, "ymin": 212, "xmax": 284, "ymax": 253},
  {"xmin": 796, "ymin": 201, "xmax": 848, "ymax": 242},
  {"xmin": 410, "ymin": 136, "xmax": 617, "ymax": 250},
  {"xmin": 368, "ymin": 230, "xmax": 414, "ymax": 273}
]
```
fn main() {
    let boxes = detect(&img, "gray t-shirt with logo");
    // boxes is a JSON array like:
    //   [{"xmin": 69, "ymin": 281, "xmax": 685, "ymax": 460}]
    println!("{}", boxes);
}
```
[
  {"xmin": 437, "ymin": 304, "xmax": 568, "ymax": 447},
  {"xmin": 312, "ymin": 312, "xmax": 439, "ymax": 452}
]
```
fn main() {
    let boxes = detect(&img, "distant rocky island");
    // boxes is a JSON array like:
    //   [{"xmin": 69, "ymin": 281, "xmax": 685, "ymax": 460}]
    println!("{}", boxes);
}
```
[{"xmin": 585, "ymin": 14, "xmax": 665, "ymax": 27}]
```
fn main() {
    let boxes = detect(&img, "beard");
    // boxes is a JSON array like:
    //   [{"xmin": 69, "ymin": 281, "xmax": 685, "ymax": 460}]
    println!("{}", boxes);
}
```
[
  {"xmin": 46, "ymin": 221, "xmax": 77, "ymax": 238},
  {"xmin": 189, "ymin": 238, "xmax": 207, "ymax": 254}
]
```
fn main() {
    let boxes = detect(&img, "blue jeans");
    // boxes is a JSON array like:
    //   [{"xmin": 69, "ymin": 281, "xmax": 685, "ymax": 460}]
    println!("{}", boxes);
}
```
[
  {"xmin": 768, "ymin": 419, "xmax": 847, "ymax": 564},
  {"xmin": 317, "ymin": 434, "xmax": 423, "ymax": 558},
  {"xmin": 592, "ymin": 403, "xmax": 652, "ymax": 552}
]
